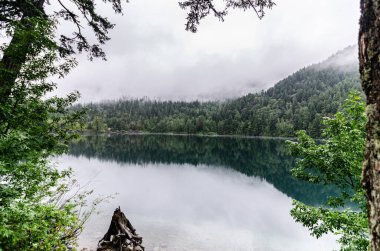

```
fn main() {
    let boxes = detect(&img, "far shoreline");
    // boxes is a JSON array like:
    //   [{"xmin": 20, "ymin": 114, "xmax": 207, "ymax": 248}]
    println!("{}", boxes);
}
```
[{"xmin": 80, "ymin": 130, "xmax": 298, "ymax": 141}]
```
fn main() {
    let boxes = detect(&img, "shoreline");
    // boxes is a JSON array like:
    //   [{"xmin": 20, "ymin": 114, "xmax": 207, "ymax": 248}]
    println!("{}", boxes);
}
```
[{"xmin": 81, "ymin": 130, "xmax": 297, "ymax": 141}]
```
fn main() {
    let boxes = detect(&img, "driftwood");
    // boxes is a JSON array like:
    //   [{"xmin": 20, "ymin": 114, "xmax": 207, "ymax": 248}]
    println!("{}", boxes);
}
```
[{"xmin": 97, "ymin": 207, "xmax": 144, "ymax": 251}]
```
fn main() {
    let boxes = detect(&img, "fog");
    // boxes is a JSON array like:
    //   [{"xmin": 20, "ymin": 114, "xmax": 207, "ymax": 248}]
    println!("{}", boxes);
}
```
[
  {"xmin": 57, "ymin": 155, "xmax": 338, "ymax": 251},
  {"xmin": 52, "ymin": 0, "xmax": 360, "ymax": 102}
]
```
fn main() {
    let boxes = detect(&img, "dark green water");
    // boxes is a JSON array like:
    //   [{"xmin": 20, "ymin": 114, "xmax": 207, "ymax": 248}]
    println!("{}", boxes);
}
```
[
  {"xmin": 69, "ymin": 134, "xmax": 334, "ymax": 206},
  {"xmin": 60, "ymin": 134, "xmax": 337, "ymax": 250}
]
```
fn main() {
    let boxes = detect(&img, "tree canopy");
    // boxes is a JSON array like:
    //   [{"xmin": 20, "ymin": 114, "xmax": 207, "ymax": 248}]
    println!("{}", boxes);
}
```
[{"xmin": 288, "ymin": 91, "xmax": 368, "ymax": 250}]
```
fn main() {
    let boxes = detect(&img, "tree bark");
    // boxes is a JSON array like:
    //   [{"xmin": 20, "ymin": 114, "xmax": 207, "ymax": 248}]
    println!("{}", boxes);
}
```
[
  {"xmin": 97, "ymin": 207, "xmax": 144, "ymax": 251},
  {"xmin": 0, "ymin": 0, "xmax": 45, "ymax": 108},
  {"xmin": 359, "ymin": 0, "xmax": 380, "ymax": 250}
]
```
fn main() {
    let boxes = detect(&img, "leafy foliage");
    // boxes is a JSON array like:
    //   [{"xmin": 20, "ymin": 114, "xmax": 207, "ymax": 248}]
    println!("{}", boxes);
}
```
[
  {"xmin": 0, "ymin": 0, "xmax": 125, "ymax": 60},
  {"xmin": 0, "ymin": 13, "xmax": 92, "ymax": 251},
  {"xmin": 179, "ymin": 0, "xmax": 275, "ymax": 32},
  {"xmin": 287, "ymin": 91, "xmax": 369, "ymax": 250}
]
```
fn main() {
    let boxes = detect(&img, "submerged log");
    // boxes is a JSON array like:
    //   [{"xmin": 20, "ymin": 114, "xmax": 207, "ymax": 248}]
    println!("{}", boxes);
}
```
[{"xmin": 97, "ymin": 207, "xmax": 144, "ymax": 251}]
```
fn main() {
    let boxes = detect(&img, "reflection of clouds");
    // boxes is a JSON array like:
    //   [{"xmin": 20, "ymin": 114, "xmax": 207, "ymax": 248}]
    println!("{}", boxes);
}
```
[
  {"xmin": 58, "ymin": 155, "xmax": 338, "ymax": 251},
  {"xmin": 52, "ymin": 0, "xmax": 359, "ymax": 102}
]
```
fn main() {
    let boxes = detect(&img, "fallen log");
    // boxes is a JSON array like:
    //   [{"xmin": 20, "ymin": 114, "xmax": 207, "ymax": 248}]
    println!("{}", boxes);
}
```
[{"xmin": 97, "ymin": 207, "xmax": 144, "ymax": 251}]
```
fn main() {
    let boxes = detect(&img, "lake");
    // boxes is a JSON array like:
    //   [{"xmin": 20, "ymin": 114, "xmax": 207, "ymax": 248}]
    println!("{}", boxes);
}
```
[{"xmin": 56, "ymin": 134, "xmax": 338, "ymax": 251}]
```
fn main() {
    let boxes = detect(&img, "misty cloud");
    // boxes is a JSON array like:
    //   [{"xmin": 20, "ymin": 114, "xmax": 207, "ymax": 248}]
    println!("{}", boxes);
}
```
[{"xmin": 53, "ymin": 0, "xmax": 360, "ymax": 102}]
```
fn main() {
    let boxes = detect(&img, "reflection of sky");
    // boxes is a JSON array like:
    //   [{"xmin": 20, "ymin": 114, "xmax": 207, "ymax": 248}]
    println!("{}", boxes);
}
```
[{"xmin": 57, "ymin": 155, "xmax": 338, "ymax": 251}]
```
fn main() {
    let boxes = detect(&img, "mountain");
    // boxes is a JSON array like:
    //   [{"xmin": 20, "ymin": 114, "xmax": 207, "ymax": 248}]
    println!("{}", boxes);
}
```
[
  {"xmin": 316, "ymin": 45, "xmax": 358, "ymax": 72},
  {"xmin": 80, "ymin": 46, "xmax": 361, "ymax": 137}
]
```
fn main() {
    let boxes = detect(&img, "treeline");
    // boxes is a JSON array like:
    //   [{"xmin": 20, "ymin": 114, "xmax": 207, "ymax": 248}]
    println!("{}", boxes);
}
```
[{"xmin": 79, "ymin": 47, "xmax": 360, "ymax": 138}]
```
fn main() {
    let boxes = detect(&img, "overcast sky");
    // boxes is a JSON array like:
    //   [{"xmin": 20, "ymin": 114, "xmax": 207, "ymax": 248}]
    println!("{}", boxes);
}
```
[{"xmin": 53, "ymin": 0, "xmax": 360, "ymax": 103}]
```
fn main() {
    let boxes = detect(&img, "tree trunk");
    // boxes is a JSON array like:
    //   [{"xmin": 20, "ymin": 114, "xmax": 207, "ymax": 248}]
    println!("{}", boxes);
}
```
[
  {"xmin": 359, "ymin": 0, "xmax": 380, "ymax": 250},
  {"xmin": 0, "ymin": 0, "xmax": 45, "ymax": 110},
  {"xmin": 97, "ymin": 207, "xmax": 144, "ymax": 251}
]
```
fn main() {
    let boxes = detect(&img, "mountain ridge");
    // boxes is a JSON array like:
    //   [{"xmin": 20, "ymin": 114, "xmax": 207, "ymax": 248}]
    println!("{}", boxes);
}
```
[{"xmin": 80, "ymin": 46, "xmax": 361, "ymax": 137}]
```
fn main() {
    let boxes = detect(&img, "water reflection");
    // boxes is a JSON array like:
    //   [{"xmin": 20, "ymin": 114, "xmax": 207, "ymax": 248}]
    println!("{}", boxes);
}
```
[
  {"xmin": 68, "ymin": 134, "xmax": 335, "ymax": 205},
  {"xmin": 57, "ymin": 134, "xmax": 338, "ymax": 250}
]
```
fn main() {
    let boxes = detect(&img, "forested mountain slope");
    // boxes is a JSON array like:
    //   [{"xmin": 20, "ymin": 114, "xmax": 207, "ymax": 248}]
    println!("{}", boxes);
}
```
[{"xmin": 80, "ymin": 46, "xmax": 360, "ymax": 137}]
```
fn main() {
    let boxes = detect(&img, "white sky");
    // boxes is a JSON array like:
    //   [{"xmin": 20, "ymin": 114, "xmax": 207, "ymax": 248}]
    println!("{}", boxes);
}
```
[{"xmin": 53, "ymin": 0, "xmax": 360, "ymax": 102}]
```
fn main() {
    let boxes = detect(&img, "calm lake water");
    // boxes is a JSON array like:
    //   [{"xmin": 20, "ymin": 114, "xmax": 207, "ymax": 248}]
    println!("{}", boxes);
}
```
[{"xmin": 56, "ymin": 134, "xmax": 338, "ymax": 251}]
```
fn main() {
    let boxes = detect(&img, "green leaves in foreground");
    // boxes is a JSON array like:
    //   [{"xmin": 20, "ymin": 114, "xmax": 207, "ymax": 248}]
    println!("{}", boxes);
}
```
[
  {"xmin": 291, "ymin": 201, "xmax": 368, "ymax": 250},
  {"xmin": 0, "ymin": 17, "xmax": 88, "ymax": 250},
  {"xmin": 0, "ymin": 201, "xmax": 80, "ymax": 250},
  {"xmin": 287, "ymin": 91, "xmax": 369, "ymax": 250}
]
